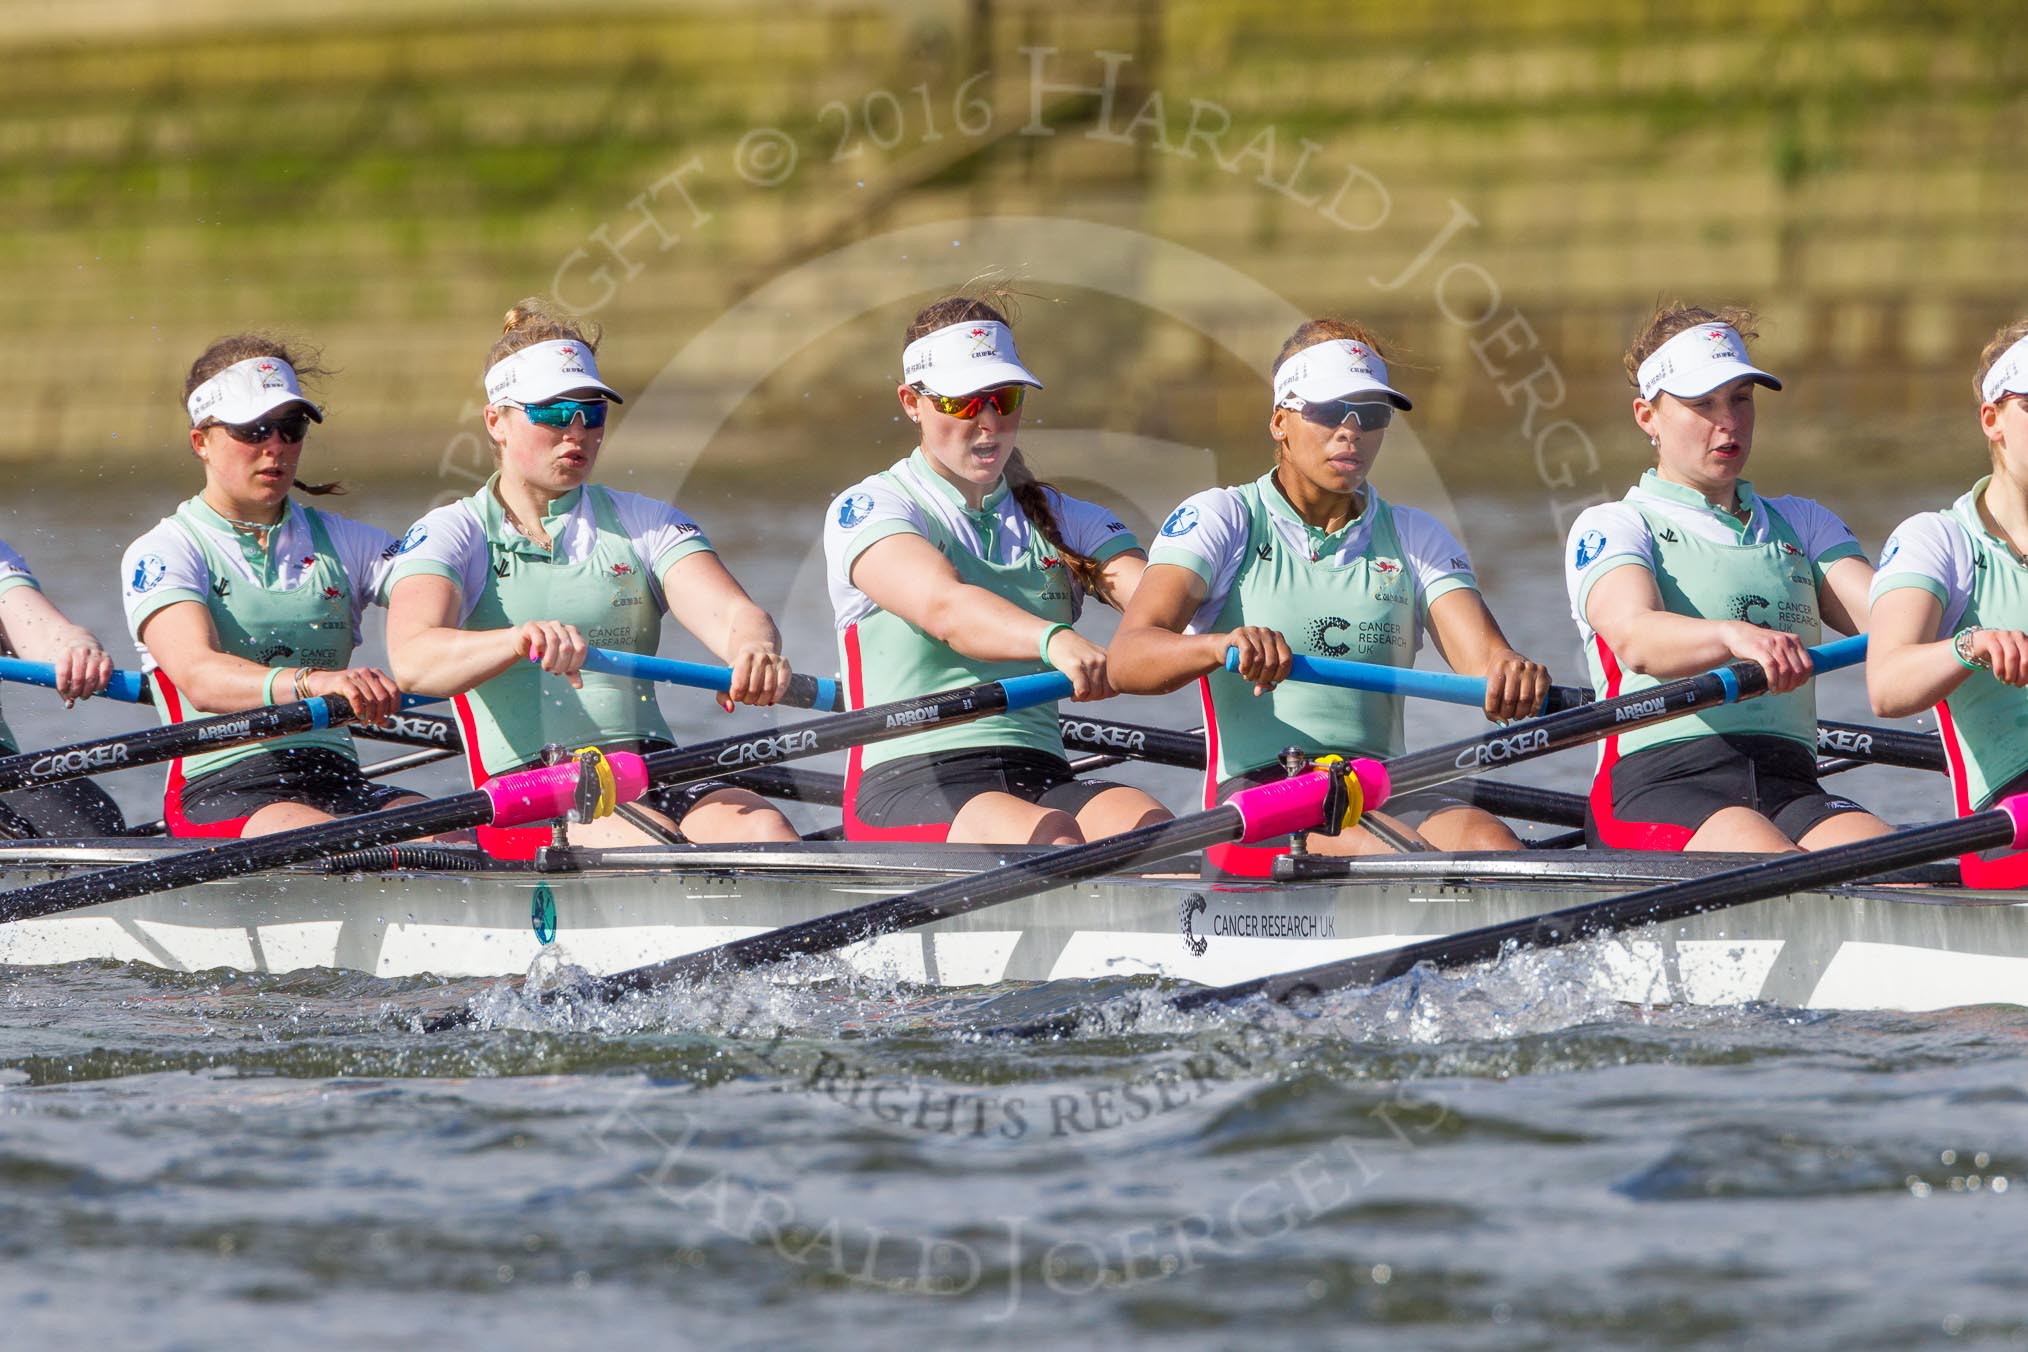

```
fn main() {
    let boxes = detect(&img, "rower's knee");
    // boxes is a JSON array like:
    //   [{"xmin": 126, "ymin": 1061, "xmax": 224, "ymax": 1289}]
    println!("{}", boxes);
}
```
[
  {"xmin": 679, "ymin": 789, "xmax": 799, "ymax": 843},
  {"xmin": 1417, "ymin": 806, "xmax": 1523, "ymax": 852},
  {"xmin": 1686, "ymin": 806, "xmax": 1800, "ymax": 854}
]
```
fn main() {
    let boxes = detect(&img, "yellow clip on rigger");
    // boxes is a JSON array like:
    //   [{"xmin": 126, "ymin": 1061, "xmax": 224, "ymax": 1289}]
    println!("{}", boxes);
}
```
[
  {"xmin": 572, "ymin": 746, "xmax": 619, "ymax": 821},
  {"xmin": 1312, "ymin": 754, "xmax": 1365, "ymax": 833}
]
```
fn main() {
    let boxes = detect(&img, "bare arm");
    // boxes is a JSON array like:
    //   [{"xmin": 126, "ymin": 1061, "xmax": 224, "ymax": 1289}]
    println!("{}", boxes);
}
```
[
  {"xmin": 1583, "ymin": 563, "xmax": 1813, "ymax": 694},
  {"xmin": 1107, "ymin": 561, "xmax": 1291, "ymax": 696},
  {"xmin": 1424, "ymin": 589, "xmax": 1551, "ymax": 722},
  {"xmin": 1865, "ymin": 588, "xmax": 2028, "ymax": 717},
  {"xmin": 1093, "ymin": 550, "xmax": 1147, "ymax": 612},
  {"xmin": 1818, "ymin": 554, "xmax": 1875, "ymax": 637},
  {"xmin": 660, "ymin": 551, "xmax": 790, "ymax": 707},
  {"xmin": 850, "ymin": 532, "xmax": 1113, "ymax": 700},
  {"xmin": 385, "ymin": 574, "xmax": 565, "ymax": 697},
  {"xmin": 140, "ymin": 599, "xmax": 401, "ymax": 723},
  {"xmin": 0, "ymin": 586, "xmax": 110, "ymax": 701}
]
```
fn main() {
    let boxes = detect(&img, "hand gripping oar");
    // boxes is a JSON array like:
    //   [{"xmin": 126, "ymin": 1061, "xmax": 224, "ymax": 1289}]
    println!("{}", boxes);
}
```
[
  {"xmin": 574, "ymin": 649, "xmax": 840, "ymax": 712},
  {"xmin": 0, "ymin": 656, "xmax": 151, "ymax": 705},
  {"xmin": 0, "ymin": 657, "xmax": 446, "ymax": 714},
  {"xmin": 0, "ymin": 670, "xmax": 1075, "ymax": 925},
  {"xmin": 469, "ymin": 639, "xmax": 1868, "ymax": 1026},
  {"xmin": 1224, "ymin": 649, "xmax": 1592, "ymax": 714},
  {"xmin": 1156, "ymin": 796, "xmax": 2028, "ymax": 1019},
  {"xmin": 0, "ymin": 695, "xmax": 371, "ymax": 793}
]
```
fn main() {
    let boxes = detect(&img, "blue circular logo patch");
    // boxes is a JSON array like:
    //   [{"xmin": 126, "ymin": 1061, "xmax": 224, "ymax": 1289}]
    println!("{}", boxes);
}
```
[
  {"xmin": 837, "ymin": 492, "xmax": 876, "ymax": 530},
  {"xmin": 1573, "ymin": 530, "xmax": 1607, "ymax": 569},
  {"xmin": 130, "ymin": 555, "xmax": 167, "ymax": 593},
  {"xmin": 1160, "ymin": 505, "xmax": 1200, "ymax": 538}
]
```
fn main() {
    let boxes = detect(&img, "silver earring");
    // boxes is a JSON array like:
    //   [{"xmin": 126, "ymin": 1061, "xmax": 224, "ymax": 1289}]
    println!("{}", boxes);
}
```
[{"xmin": 1650, "ymin": 436, "xmax": 1659, "ymax": 447}]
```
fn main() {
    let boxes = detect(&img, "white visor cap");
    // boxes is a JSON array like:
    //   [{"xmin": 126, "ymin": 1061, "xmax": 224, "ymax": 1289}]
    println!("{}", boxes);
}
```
[
  {"xmin": 1637, "ymin": 324, "xmax": 1783, "ymax": 403},
  {"xmin": 1272, "ymin": 339, "xmax": 1413, "ymax": 411},
  {"xmin": 485, "ymin": 339, "xmax": 624, "ymax": 406},
  {"xmin": 186, "ymin": 356, "xmax": 324, "ymax": 427},
  {"xmin": 900, "ymin": 320, "xmax": 1043, "ymax": 396},
  {"xmin": 1980, "ymin": 334, "xmax": 2028, "ymax": 405}
]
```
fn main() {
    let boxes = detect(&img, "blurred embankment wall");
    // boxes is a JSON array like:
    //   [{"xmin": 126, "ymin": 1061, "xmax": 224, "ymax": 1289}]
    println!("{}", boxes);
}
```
[{"xmin": 4, "ymin": 0, "xmax": 2024, "ymax": 484}]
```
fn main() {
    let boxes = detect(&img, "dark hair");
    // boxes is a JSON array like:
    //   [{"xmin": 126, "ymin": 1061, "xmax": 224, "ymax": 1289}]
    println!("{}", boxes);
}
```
[
  {"xmin": 904, "ymin": 292, "xmax": 1119, "ymax": 605},
  {"xmin": 1623, "ymin": 302, "xmax": 1762, "ymax": 391},
  {"xmin": 185, "ymin": 333, "xmax": 343, "ymax": 496}
]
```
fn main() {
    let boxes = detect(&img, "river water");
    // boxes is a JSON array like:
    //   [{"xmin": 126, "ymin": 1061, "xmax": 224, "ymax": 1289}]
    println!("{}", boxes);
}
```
[{"xmin": 0, "ymin": 461, "xmax": 2021, "ymax": 1349}]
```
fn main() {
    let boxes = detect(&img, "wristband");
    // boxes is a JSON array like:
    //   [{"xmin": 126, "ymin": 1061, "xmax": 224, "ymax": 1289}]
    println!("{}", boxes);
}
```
[
  {"xmin": 1039, "ymin": 622, "xmax": 1073, "ymax": 665},
  {"xmin": 261, "ymin": 666, "xmax": 284, "ymax": 707},
  {"xmin": 1954, "ymin": 626, "xmax": 1991, "ymax": 671}
]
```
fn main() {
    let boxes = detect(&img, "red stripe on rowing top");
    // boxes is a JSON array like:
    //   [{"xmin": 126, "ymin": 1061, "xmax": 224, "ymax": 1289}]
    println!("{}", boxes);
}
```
[
  {"xmin": 1587, "ymin": 635, "xmax": 1694, "ymax": 852},
  {"xmin": 1199, "ymin": 675, "xmax": 1283, "ymax": 879},
  {"xmin": 838, "ymin": 623, "xmax": 948, "ymax": 843},
  {"xmin": 1936, "ymin": 700, "xmax": 2028, "ymax": 888},
  {"xmin": 454, "ymin": 692, "xmax": 553, "ymax": 862},
  {"xmin": 154, "ymin": 670, "xmax": 250, "ymax": 839}
]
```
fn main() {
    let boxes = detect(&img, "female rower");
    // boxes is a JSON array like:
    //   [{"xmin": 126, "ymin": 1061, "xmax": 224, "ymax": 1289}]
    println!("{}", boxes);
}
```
[
  {"xmin": 1868, "ymin": 317, "xmax": 2028, "ymax": 885},
  {"xmin": 1566, "ymin": 304, "xmax": 1890, "ymax": 853},
  {"xmin": 385, "ymin": 299, "xmax": 796, "ymax": 856},
  {"xmin": 119, "ymin": 335, "xmax": 412, "ymax": 838},
  {"xmin": 0, "ymin": 544, "xmax": 125, "ymax": 837},
  {"xmin": 1108, "ymin": 319, "xmax": 1551, "ymax": 874},
  {"xmin": 822, "ymin": 294, "xmax": 1169, "ymax": 846}
]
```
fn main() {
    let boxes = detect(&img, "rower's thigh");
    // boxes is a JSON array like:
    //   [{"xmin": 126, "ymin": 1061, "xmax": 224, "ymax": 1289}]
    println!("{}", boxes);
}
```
[
  {"xmin": 240, "ymin": 801, "xmax": 338, "ymax": 837},
  {"xmin": 1297, "ymin": 810, "xmax": 1426, "ymax": 857},
  {"xmin": 1072, "ymin": 785, "xmax": 1170, "ymax": 840},
  {"xmin": 1416, "ymin": 805, "xmax": 1524, "ymax": 852},
  {"xmin": 678, "ymin": 788, "xmax": 799, "ymax": 843},
  {"xmin": 948, "ymin": 792, "xmax": 1081, "ymax": 846},
  {"xmin": 1797, "ymin": 810, "xmax": 1896, "ymax": 851},
  {"xmin": 1685, "ymin": 806, "xmax": 1801, "ymax": 854}
]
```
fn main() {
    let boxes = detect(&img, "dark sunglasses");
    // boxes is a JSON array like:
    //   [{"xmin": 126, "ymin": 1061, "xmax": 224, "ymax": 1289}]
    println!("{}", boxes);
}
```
[
  {"xmin": 913, "ymin": 385, "xmax": 1026, "ymax": 420},
  {"xmin": 211, "ymin": 413, "xmax": 313, "ymax": 445},
  {"xmin": 513, "ymin": 398, "xmax": 608, "ymax": 429},
  {"xmin": 1297, "ymin": 399, "xmax": 1393, "ymax": 432}
]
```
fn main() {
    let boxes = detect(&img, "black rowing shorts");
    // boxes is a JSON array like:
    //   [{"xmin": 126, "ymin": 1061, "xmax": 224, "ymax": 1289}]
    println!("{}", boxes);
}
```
[
  {"xmin": 856, "ymin": 747, "xmax": 1121, "ymax": 829},
  {"xmin": 181, "ymin": 747, "xmax": 415, "ymax": 828},
  {"xmin": 1591, "ymin": 733, "xmax": 1868, "ymax": 849}
]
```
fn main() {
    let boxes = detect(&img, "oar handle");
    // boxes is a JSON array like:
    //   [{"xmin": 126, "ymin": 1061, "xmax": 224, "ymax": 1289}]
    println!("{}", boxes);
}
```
[
  {"xmin": 576, "ymin": 648, "xmax": 840, "ymax": 712},
  {"xmin": 1221, "ymin": 648, "xmax": 1589, "ymax": 714},
  {"xmin": 0, "ymin": 656, "xmax": 150, "ymax": 704}
]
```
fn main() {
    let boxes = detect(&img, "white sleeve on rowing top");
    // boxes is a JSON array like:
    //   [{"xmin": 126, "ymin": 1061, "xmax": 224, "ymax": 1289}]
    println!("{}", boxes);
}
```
[
  {"xmin": 1763, "ymin": 494, "xmax": 1866, "ymax": 568},
  {"xmin": 1390, "ymin": 504, "xmax": 1480, "ymax": 614},
  {"xmin": 120, "ymin": 519, "xmax": 212, "ymax": 656},
  {"xmin": 317, "ymin": 511, "xmax": 401, "ymax": 638},
  {"xmin": 1143, "ymin": 487, "xmax": 1250, "ymax": 634},
  {"xmin": 0, "ymin": 539, "xmax": 37, "ymax": 595},
  {"xmin": 1564, "ymin": 501, "xmax": 1655, "ymax": 642},
  {"xmin": 381, "ymin": 502, "xmax": 492, "ymax": 626},
  {"xmin": 824, "ymin": 475, "xmax": 929, "ymax": 629},
  {"xmin": 1870, "ymin": 511, "xmax": 1974, "ymax": 636},
  {"xmin": 1041, "ymin": 488, "xmax": 1141, "ymax": 561}
]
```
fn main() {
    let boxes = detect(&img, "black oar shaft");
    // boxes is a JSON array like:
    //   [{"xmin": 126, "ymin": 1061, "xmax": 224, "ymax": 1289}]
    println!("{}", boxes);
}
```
[
  {"xmin": 588, "ymin": 804, "xmax": 1248, "ymax": 999},
  {"xmin": 0, "ymin": 697, "xmax": 358, "ymax": 794},
  {"xmin": 1816, "ymin": 720, "xmax": 1944, "ymax": 773},
  {"xmin": 1382, "ymin": 660, "xmax": 1769, "ymax": 800},
  {"xmin": 0, "ymin": 791, "xmax": 491, "ymax": 924},
  {"xmin": 1174, "ymin": 808, "xmax": 2017, "ymax": 1013}
]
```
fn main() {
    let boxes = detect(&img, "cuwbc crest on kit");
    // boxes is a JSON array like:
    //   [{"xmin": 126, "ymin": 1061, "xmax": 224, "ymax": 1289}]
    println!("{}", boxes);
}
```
[
  {"xmin": 837, "ymin": 493, "xmax": 876, "ymax": 530},
  {"xmin": 1160, "ymin": 505, "xmax": 1199, "ymax": 538}
]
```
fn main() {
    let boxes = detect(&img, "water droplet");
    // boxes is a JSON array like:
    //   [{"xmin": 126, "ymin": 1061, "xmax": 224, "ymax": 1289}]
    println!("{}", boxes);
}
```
[
  {"xmin": 1942, "ymin": 1149, "xmax": 1958, "ymax": 1166},
  {"xmin": 1370, "ymin": 1264, "xmax": 1391, "ymax": 1284}
]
